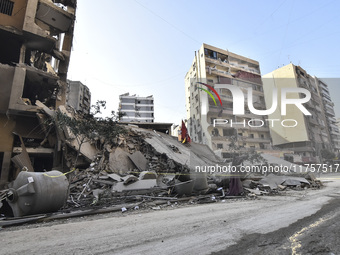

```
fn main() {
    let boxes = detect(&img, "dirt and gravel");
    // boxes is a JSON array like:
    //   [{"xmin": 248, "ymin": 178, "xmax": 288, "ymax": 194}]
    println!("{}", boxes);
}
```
[{"xmin": 0, "ymin": 174, "xmax": 339, "ymax": 255}]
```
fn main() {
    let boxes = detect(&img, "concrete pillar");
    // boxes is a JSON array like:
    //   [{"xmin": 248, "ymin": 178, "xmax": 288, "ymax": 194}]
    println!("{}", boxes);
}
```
[{"xmin": 0, "ymin": 151, "xmax": 12, "ymax": 188}]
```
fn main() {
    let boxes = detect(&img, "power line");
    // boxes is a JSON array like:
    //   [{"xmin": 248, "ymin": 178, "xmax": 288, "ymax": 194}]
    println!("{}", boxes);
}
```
[{"xmin": 133, "ymin": 0, "xmax": 201, "ymax": 45}]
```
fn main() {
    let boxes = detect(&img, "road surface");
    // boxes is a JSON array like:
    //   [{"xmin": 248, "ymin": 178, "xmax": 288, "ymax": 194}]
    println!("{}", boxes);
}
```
[{"xmin": 1, "ymin": 174, "xmax": 339, "ymax": 255}]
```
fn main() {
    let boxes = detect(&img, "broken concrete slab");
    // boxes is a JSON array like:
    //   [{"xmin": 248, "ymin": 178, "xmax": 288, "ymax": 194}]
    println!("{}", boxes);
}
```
[
  {"xmin": 35, "ymin": 100, "xmax": 55, "ymax": 117},
  {"xmin": 139, "ymin": 171, "xmax": 157, "ymax": 180},
  {"xmin": 259, "ymin": 174, "xmax": 310, "ymax": 189},
  {"xmin": 277, "ymin": 185, "xmax": 287, "ymax": 190},
  {"xmin": 174, "ymin": 180, "xmax": 194, "ymax": 196},
  {"xmin": 244, "ymin": 188, "xmax": 269, "ymax": 195},
  {"xmin": 112, "ymin": 179, "xmax": 158, "ymax": 193},
  {"xmin": 109, "ymin": 148, "xmax": 135, "ymax": 175},
  {"xmin": 128, "ymin": 151, "xmax": 148, "ymax": 171},
  {"xmin": 107, "ymin": 173, "xmax": 122, "ymax": 182},
  {"xmin": 121, "ymin": 175, "xmax": 138, "ymax": 185}
]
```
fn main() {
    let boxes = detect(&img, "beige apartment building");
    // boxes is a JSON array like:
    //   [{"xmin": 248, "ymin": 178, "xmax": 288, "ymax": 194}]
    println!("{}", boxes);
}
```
[
  {"xmin": 262, "ymin": 63, "xmax": 339, "ymax": 163},
  {"xmin": 185, "ymin": 43, "xmax": 271, "ymax": 159}
]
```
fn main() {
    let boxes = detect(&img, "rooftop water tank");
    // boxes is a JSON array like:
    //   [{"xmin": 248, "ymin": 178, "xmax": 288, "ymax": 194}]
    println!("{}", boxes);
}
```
[{"xmin": 7, "ymin": 170, "xmax": 69, "ymax": 217}]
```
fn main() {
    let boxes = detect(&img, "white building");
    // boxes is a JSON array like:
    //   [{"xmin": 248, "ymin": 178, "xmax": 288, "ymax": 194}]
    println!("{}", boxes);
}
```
[{"xmin": 118, "ymin": 93, "xmax": 154, "ymax": 123}]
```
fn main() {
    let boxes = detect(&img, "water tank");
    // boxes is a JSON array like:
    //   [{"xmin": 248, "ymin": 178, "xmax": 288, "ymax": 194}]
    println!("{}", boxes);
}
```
[{"xmin": 7, "ymin": 170, "xmax": 69, "ymax": 217}]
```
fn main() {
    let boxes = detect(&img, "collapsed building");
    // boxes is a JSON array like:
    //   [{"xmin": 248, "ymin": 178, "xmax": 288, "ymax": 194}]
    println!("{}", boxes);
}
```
[{"xmin": 0, "ymin": 0, "xmax": 77, "ymax": 189}]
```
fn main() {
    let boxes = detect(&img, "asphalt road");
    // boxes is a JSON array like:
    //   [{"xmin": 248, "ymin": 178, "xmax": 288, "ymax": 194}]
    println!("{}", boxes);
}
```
[{"xmin": 1, "ymin": 174, "xmax": 339, "ymax": 255}]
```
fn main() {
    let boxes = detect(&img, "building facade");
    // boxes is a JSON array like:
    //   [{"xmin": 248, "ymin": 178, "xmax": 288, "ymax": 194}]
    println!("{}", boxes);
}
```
[
  {"xmin": 314, "ymin": 77, "xmax": 340, "ymax": 152},
  {"xmin": 67, "ymin": 80, "xmax": 91, "ymax": 114},
  {"xmin": 118, "ymin": 93, "xmax": 154, "ymax": 123},
  {"xmin": 0, "ymin": 0, "xmax": 76, "ymax": 188},
  {"xmin": 185, "ymin": 43, "xmax": 271, "ymax": 159},
  {"xmin": 262, "ymin": 63, "xmax": 339, "ymax": 162}
]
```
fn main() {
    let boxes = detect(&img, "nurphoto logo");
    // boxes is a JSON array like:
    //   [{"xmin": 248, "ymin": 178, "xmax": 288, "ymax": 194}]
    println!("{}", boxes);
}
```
[{"xmin": 197, "ymin": 82, "xmax": 312, "ymax": 128}]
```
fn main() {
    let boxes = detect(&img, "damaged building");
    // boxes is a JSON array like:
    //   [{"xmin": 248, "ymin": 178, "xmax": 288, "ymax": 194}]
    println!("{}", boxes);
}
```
[
  {"xmin": 262, "ymin": 64, "xmax": 340, "ymax": 163},
  {"xmin": 0, "ymin": 0, "xmax": 77, "ymax": 189},
  {"xmin": 185, "ymin": 43, "xmax": 272, "ymax": 159}
]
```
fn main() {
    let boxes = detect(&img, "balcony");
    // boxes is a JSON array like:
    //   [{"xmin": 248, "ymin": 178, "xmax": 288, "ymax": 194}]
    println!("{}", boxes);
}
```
[
  {"xmin": 205, "ymin": 57, "xmax": 260, "ymax": 76},
  {"xmin": 307, "ymin": 117, "xmax": 319, "ymax": 126},
  {"xmin": 237, "ymin": 125, "xmax": 270, "ymax": 132},
  {"xmin": 36, "ymin": 0, "xmax": 74, "ymax": 34},
  {"xmin": 208, "ymin": 106, "xmax": 233, "ymax": 116},
  {"xmin": 242, "ymin": 137, "xmax": 271, "ymax": 143},
  {"xmin": 325, "ymin": 107, "xmax": 335, "ymax": 116}
]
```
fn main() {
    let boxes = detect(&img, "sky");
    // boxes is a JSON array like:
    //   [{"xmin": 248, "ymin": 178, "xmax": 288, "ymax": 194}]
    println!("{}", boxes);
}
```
[{"xmin": 67, "ymin": 0, "xmax": 340, "ymax": 124}]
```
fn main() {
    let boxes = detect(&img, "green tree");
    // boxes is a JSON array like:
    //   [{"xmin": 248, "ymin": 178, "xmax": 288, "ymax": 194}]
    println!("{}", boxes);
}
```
[{"xmin": 54, "ymin": 100, "xmax": 125, "ymax": 167}]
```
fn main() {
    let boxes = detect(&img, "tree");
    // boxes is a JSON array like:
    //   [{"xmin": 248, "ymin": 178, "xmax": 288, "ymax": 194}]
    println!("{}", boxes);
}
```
[{"xmin": 54, "ymin": 100, "xmax": 126, "ymax": 167}]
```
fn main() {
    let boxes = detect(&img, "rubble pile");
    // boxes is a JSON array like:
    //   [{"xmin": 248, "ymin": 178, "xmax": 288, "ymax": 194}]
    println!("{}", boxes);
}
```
[
  {"xmin": 65, "ymin": 128, "xmax": 191, "ymax": 209},
  {"xmin": 242, "ymin": 172, "xmax": 322, "ymax": 196},
  {"xmin": 62, "ymin": 125, "xmax": 322, "ymax": 210}
]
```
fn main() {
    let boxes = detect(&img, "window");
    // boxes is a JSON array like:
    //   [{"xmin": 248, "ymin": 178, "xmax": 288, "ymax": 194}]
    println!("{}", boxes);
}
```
[
  {"xmin": 223, "ymin": 129, "xmax": 235, "ymax": 136},
  {"xmin": 217, "ymin": 143, "xmax": 223, "ymax": 149},
  {"xmin": 249, "ymin": 134, "xmax": 254, "ymax": 138},
  {"xmin": 0, "ymin": 0, "xmax": 14, "ymax": 16}
]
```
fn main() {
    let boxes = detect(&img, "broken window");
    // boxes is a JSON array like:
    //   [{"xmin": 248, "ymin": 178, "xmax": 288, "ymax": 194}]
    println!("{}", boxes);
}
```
[
  {"xmin": 204, "ymin": 48, "xmax": 217, "ymax": 59},
  {"xmin": 0, "ymin": 0, "xmax": 14, "ymax": 16},
  {"xmin": 212, "ymin": 128, "xmax": 219, "ymax": 136},
  {"xmin": 22, "ymin": 70, "xmax": 59, "ymax": 108},
  {"xmin": 217, "ymin": 143, "xmax": 223, "ymax": 149},
  {"xmin": 222, "ymin": 152, "xmax": 231, "ymax": 159},
  {"xmin": 223, "ymin": 128, "xmax": 235, "ymax": 136},
  {"xmin": 0, "ymin": 35, "xmax": 21, "ymax": 65}
]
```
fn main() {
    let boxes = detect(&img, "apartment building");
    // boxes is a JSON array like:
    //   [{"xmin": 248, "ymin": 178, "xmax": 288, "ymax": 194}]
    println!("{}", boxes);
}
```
[
  {"xmin": 184, "ymin": 43, "xmax": 271, "ymax": 159},
  {"xmin": 67, "ymin": 80, "xmax": 91, "ymax": 114},
  {"xmin": 262, "ymin": 63, "xmax": 339, "ymax": 162},
  {"xmin": 315, "ymin": 77, "xmax": 340, "ymax": 152},
  {"xmin": 118, "ymin": 93, "xmax": 154, "ymax": 123},
  {"xmin": 0, "ymin": 0, "xmax": 76, "ymax": 188}
]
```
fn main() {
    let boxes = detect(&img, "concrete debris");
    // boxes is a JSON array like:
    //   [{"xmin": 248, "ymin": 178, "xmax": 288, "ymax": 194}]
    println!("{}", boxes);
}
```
[
  {"xmin": 244, "ymin": 188, "xmax": 269, "ymax": 195},
  {"xmin": 139, "ymin": 171, "xmax": 157, "ymax": 180},
  {"xmin": 51, "ymin": 126, "xmax": 323, "ymax": 211},
  {"xmin": 121, "ymin": 175, "xmax": 139, "ymax": 185},
  {"xmin": 109, "ymin": 148, "xmax": 135, "ymax": 175},
  {"xmin": 107, "ymin": 173, "xmax": 122, "ymax": 182},
  {"xmin": 259, "ymin": 174, "xmax": 310, "ymax": 190},
  {"xmin": 128, "ymin": 151, "xmax": 148, "ymax": 171},
  {"xmin": 112, "ymin": 180, "xmax": 158, "ymax": 193},
  {"xmin": 174, "ymin": 180, "xmax": 194, "ymax": 197}
]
